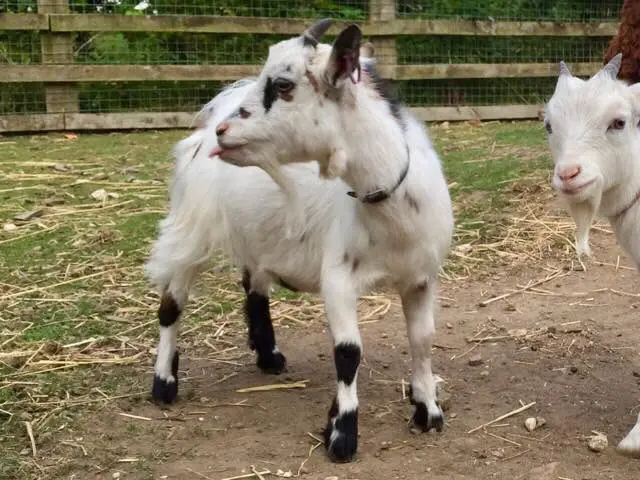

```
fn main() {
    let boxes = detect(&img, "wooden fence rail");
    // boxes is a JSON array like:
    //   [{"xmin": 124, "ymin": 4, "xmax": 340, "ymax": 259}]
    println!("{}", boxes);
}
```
[{"xmin": 0, "ymin": 3, "xmax": 620, "ymax": 133}]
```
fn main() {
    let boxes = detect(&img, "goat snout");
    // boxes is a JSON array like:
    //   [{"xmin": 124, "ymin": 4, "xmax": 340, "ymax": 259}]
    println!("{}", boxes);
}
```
[
  {"xmin": 557, "ymin": 165, "xmax": 580, "ymax": 181},
  {"xmin": 216, "ymin": 121, "xmax": 230, "ymax": 136}
]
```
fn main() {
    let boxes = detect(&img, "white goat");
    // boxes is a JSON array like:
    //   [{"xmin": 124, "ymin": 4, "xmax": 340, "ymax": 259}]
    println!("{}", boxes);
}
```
[
  {"xmin": 145, "ymin": 19, "xmax": 454, "ymax": 463},
  {"xmin": 544, "ymin": 53, "xmax": 640, "ymax": 457}
]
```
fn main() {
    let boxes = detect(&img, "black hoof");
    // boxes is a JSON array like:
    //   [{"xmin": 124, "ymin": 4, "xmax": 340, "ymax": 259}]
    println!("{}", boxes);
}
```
[
  {"xmin": 323, "ymin": 410, "xmax": 358, "ymax": 463},
  {"xmin": 257, "ymin": 351, "xmax": 287, "ymax": 374},
  {"xmin": 409, "ymin": 401, "xmax": 444, "ymax": 433},
  {"xmin": 151, "ymin": 351, "xmax": 179, "ymax": 405}
]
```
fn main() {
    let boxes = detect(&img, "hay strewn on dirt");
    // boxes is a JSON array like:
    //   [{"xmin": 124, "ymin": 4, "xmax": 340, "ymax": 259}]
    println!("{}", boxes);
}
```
[{"xmin": 0, "ymin": 121, "xmax": 618, "ymax": 478}]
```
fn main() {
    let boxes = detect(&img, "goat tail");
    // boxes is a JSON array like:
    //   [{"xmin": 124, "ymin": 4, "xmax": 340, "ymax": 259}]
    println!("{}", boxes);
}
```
[{"xmin": 144, "ymin": 78, "xmax": 256, "ymax": 290}]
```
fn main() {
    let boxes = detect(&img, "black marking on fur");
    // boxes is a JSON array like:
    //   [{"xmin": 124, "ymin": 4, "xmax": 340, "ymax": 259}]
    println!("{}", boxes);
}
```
[
  {"xmin": 334, "ymin": 343, "xmax": 361, "ymax": 385},
  {"xmin": 313, "ymin": 118, "xmax": 319, "ymax": 126},
  {"xmin": 362, "ymin": 62, "xmax": 404, "ymax": 127},
  {"xmin": 245, "ymin": 291, "xmax": 287, "ymax": 374},
  {"xmin": 343, "ymin": 252, "xmax": 349, "ymax": 264},
  {"xmin": 409, "ymin": 385, "xmax": 444, "ymax": 433},
  {"xmin": 351, "ymin": 257, "xmax": 360, "ymax": 273},
  {"xmin": 191, "ymin": 141, "xmax": 202, "ymax": 160},
  {"xmin": 263, "ymin": 76, "xmax": 278, "ymax": 113},
  {"xmin": 151, "ymin": 350, "xmax": 179, "ymax": 404},
  {"xmin": 324, "ymin": 406, "xmax": 359, "ymax": 463},
  {"xmin": 405, "ymin": 191, "xmax": 420, "ymax": 213},
  {"xmin": 158, "ymin": 292, "xmax": 181, "ymax": 327},
  {"xmin": 241, "ymin": 268, "xmax": 251, "ymax": 294},
  {"xmin": 285, "ymin": 64, "xmax": 292, "ymax": 72}
]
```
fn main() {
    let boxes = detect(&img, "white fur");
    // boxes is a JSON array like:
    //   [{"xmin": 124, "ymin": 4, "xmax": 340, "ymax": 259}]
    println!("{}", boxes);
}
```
[
  {"xmin": 544, "ymin": 54, "xmax": 640, "ymax": 455},
  {"xmin": 146, "ymin": 26, "xmax": 454, "ymax": 457}
]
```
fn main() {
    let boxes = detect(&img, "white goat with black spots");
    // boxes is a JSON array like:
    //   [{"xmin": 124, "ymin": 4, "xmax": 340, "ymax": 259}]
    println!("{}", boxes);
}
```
[
  {"xmin": 545, "ymin": 53, "xmax": 640, "ymax": 457},
  {"xmin": 145, "ymin": 19, "xmax": 454, "ymax": 462}
]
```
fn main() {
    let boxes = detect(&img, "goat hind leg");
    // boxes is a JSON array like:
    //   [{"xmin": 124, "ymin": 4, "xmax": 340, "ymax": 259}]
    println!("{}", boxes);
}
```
[
  {"xmin": 401, "ymin": 280, "xmax": 444, "ymax": 433},
  {"xmin": 242, "ymin": 268, "xmax": 287, "ymax": 374},
  {"xmin": 152, "ymin": 269, "xmax": 198, "ymax": 405}
]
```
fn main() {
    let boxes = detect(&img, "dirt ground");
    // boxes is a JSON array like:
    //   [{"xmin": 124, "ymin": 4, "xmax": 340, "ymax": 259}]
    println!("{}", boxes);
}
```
[{"xmin": 42, "ymin": 223, "xmax": 640, "ymax": 480}]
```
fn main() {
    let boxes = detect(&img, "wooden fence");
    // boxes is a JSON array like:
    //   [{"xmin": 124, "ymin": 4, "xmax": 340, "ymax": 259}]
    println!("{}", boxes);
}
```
[{"xmin": 0, "ymin": 0, "xmax": 621, "ymax": 133}]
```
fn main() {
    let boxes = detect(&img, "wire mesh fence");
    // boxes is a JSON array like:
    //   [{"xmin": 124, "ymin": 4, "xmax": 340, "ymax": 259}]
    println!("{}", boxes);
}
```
[
  {"xmin": 0, "ymin": 0, "xmax": 622, "ymax": 21},
  {"xmin": 396, "ymin": 0, "xmax": 622, "ymax": 22},
  {"xmin": 0, "ymin": 0, "xmax": 626, "ymax": 123}
]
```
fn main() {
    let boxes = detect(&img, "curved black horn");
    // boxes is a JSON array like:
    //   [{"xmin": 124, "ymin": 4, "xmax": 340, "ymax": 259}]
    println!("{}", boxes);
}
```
[{"xmin": 302, "ymin": 18, "xmax": 334, "ymax": 47}]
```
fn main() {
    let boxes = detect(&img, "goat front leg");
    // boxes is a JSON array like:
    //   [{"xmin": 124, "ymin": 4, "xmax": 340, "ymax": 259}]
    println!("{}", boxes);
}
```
[
  {"xmin": 401, "ymin": 280, "xmax": 444, "ymax": 433},
  {"xmin": 152, "ymin": 269, "xmax": 198, "ymax": 405},
  {"xmin": 321, "ymin": 267, "xmax": 362, "ymax": 463}
]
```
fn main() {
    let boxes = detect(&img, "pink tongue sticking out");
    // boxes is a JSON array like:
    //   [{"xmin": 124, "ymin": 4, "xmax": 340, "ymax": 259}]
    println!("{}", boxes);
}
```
[{"xmin": 209, "ymin": 146, "xmax": 224, "ymax": 158}]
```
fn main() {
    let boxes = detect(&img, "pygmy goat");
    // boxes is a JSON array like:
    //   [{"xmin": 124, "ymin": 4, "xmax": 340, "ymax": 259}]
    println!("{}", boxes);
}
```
[
  {"xmin": 145, "ymin": 20, "xmax": 454, "ymax": 463},
  {"xmin": 544, "ymin": 53, "xmax": 640, "ymax": 456}
]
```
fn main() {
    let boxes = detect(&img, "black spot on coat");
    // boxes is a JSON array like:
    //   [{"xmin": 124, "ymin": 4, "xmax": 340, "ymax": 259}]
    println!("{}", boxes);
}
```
[{"xmin": 263, "ymin": 77, "xmax": 278, "ymax": 112}]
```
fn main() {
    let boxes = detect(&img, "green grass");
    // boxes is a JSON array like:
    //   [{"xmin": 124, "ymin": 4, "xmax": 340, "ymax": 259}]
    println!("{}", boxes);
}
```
[{"xmin": 0, "ymin": 120, "xmax": 562, "ymax": 478}]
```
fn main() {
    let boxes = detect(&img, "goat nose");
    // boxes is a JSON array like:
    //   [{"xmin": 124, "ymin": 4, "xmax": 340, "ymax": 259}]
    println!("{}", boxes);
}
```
[
  {"xmin": 215, "ymin": 121, "xmax": 229, "ymax": 136},
  {"xmin": 558, "ymin": 165, "xmax": 580, "ymax": 181}
]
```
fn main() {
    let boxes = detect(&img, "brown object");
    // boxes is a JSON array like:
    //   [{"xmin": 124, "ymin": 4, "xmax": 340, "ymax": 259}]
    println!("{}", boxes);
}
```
[{"xmin": 604, "ymin": 0, "xmax": 640, "ymax": 84}]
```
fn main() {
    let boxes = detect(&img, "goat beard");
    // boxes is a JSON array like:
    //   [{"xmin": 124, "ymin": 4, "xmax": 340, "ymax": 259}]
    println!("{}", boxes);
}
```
[{"xmin": 566, "ymin": 193, "xmax": 601, "ymax": 259}]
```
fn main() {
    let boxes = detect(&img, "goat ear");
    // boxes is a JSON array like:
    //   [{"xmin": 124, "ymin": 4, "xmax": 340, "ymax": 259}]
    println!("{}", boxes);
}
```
[
  {"xmin": 302, "ymin": 18, "xmax": 334, "ymax": 48},
  {"xmin": 324, "ymin": 24, "xmax": 362, "ymax": 87}
]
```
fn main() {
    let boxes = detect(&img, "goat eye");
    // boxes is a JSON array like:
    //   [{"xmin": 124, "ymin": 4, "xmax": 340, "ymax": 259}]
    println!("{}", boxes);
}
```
[
  {"xmin": 609, "ymin": 119, "xmax": 626, "ymax": 131},
  {"xmin": 544, "ymin": 122, "xmax": 552, "ymax": 134},
  {"xmin": 273, "ymin": 78, "xmax": 295, "ymax": 93}
]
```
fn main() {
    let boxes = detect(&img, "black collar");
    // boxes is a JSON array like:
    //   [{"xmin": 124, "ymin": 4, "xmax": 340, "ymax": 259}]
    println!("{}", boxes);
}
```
[{"xmin": 347, "ymin": 158, "xmax": 410, "ymax": 204}]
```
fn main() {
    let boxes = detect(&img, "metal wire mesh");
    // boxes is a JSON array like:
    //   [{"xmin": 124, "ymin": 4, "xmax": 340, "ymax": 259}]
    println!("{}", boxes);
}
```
[
  {"xmin": 398, "ymin": 77, "xmax": 559, "ymax": 106},
  {"xmin": 78, "ymin": 81, "xmax": 224, "ymax": 112},
  {"xmin": 397, "ymin": 0, "xmax": 622, "ymax": 22},
  {"xmin": 0, "ymin": 0, "xmax": 627, "ymax": 119},
  {"xmin": 73, "ymin": 33, "xmax": 287, "ymax": 65},
  {"xmin": 397, "ymin": 36, "xmax": 611, "ymax": 65},
  {"xmin": 0, "ymin": 31, "xmax": 41, "ymax": 64},
  {"xmin": 0, "ymin": 83, "xmax": 46, "ymax": 115}
]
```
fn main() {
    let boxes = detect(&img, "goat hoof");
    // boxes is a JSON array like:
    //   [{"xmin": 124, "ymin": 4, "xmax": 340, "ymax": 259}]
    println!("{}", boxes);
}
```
[
  {"xmin": 323, "ymin": 410, "xmax": 358, "ymax": 463},
  {"xmin": 257, "ymin": 351, "xmax": 287, "ymax": 374},
  {"xmin": 152, "ymin": 351, "xmax": 179, "ymax": 404},
  {"xmin": 409, "ymin": 401, "xmax": 444, "ymax": 433}
]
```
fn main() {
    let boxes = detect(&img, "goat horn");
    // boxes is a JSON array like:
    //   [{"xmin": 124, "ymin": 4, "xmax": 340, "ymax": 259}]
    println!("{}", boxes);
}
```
[
  {"xmin": 559, "ymin": 61, "xmax": 572, "ymax": 77},
  {"xmin": 302, "ymin": 18, "xmax": 334, "ymax": 47},
  {"xmin": 602, "ymin": 52, "xmax": 623, "ymax": 78}
]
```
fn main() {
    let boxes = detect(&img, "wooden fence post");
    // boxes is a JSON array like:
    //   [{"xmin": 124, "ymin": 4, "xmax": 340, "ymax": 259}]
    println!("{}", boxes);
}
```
[
  {"xmin": 38, "ymin": 0, "xmax": 79, "ymax": 119},
  {"xmin": 369, "ymin": 0, "xmax": 397, "ymax": 78}
]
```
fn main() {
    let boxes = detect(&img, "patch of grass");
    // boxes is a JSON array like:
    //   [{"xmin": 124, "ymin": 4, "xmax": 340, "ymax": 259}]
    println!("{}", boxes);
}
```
[{"xmin": 0, "ymin": 121, "xmax": 577, "ymax": 478}]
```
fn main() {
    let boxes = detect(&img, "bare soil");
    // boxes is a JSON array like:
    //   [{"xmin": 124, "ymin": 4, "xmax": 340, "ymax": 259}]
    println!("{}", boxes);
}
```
[{"xmin": 53, "ymin": 227, "xmax": 640, "ymax": 480}]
